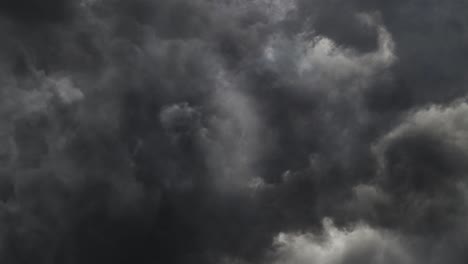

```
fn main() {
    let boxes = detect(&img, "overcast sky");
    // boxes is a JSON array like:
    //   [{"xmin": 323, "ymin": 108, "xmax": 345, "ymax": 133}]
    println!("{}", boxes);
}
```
[{"xmin": 0, "ymin": 0, "xmax": 467, "ymax": 263}]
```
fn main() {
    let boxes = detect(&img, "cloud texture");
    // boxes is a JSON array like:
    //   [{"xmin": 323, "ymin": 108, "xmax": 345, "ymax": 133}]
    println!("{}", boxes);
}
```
[{"xmin": 0, "ymin": 0, "xmax": 467, "ymax": 263}]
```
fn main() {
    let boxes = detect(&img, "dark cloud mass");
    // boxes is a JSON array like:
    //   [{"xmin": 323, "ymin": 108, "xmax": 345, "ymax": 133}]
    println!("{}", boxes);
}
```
[
  {"xmin": 0, "ymin": 0, "xmax": 74, "ymax": 24},
  {"xmin": 0, "ymin": 0, "xmax": 467, "ymax": 263}
]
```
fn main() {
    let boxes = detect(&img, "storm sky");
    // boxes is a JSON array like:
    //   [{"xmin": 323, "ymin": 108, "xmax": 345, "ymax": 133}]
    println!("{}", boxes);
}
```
[{"xmin": 0, "ymin": 0, "xmax": 467, "ymax": 263}]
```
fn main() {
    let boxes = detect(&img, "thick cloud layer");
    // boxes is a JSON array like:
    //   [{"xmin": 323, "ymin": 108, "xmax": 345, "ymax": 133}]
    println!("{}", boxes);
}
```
[{"xmin": 0, "ymin": 0, "xmax": 467, "ymax": 263}]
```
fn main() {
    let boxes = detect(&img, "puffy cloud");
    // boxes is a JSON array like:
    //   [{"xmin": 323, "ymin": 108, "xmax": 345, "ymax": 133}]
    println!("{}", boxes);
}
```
[
  {"xmin": 271, "ymin": 218, "xmax": 413, "ymax": 264},
  {"xmin": 372, "ymin": 102, "xmax": 468, "ymax": 234}
]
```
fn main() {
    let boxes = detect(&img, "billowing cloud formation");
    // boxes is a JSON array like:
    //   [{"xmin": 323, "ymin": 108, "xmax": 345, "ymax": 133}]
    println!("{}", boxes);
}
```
[
  {"xmin": 271, "ymin": 219, "xmax": 413, "ymax": 264},
  {"xmin": 0, "ymin": 0, "xmax": 467, "ymax": 263},
  {"xmin": 372, "ymin": 102, "xmax": 468, "ymax": 234}
]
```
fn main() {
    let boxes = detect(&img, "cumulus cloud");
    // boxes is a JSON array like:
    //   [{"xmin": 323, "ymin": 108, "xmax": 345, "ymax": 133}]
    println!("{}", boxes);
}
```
[
  {"xmin": 370, "ymin": 102, "xmax": 468, "ymax": 235},
  {"xmin": 376, "ymin": 102, "xmax": 468, "ymax": 156},
  {"xmin": 271, "ymin": 219, "xmax": 413, "ymax": 264}
]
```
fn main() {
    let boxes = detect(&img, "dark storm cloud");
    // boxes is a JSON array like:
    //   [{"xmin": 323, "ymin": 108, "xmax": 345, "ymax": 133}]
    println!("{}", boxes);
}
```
[
  {"xmin": 359, "ymin": 0, "xmax": 468, "ymax": 109},
  {"xmin": 0, "ymin": 0, "xmax": 77, "ymax": 25},
  {"xmin": 367, "ymin": 103, "xmax": 468, "ymax": 234},
  {"xmin": 292, "ymin": 0, "xmax": 381, "ymax": 53},
  {"xmin": 0, "ymin": 0, "xmax": 467, "ymax": 264}
]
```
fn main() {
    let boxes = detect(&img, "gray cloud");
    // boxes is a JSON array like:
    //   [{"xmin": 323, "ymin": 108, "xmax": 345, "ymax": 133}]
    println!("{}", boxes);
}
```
[
  {"xmin": 0, "ymin": 0, "xmax": 467, "ymax": 263},
  {"xmin": 269, "ymin": 219, "xmax": 414, "ymax": 264}
]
